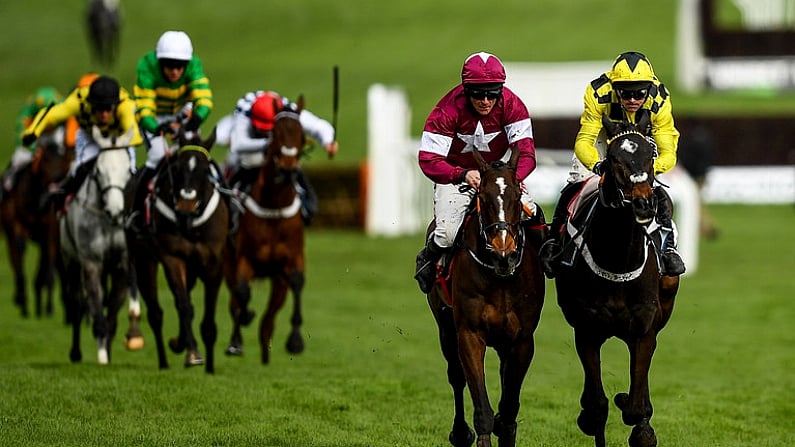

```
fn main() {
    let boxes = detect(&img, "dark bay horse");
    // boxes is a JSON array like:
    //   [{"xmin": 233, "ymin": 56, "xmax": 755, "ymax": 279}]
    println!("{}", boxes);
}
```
[
  {"xmin": 0, "ymin": 131, "xmax": 71, "ymax": 318},
  {"xmin": 60, "ymin": 146, "xmax": 132, "ymax": 364},
  {"xmin": 553, "ymin": 115, "xmax": 679, "ymax": 447},
  {"xmin": 128, "ymin": 132, "xmax": 229, "ymax": 373},
  {"xmin": 224, "ymin": 96, "xmax": 307, "ymax": 364},
  {"xmin": 85, "ymin": 0, "xmax": 120, "ymax": 67},
  {"xmin": 426, "ymin": 147, "xmax": 545, "ymax": 447}
]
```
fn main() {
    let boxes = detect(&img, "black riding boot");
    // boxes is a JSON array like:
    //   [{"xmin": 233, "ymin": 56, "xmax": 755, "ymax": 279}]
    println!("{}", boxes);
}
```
[
  {"xmin": 44, "ymin": 158, "xmax": 96, "ymax": 211},
  {"xmin": 229, "ymin": 166, "xmax": 259, "ymax": 194},
  {"xmin": 295, "ymin": 168, "xmax": 318, "ymax": 226},
  {"xmin": 540, "ymin": 181, "xmax": 581, "ymax": 278},
  {"xmin": 414, "ymin": 239, "xmax": 447, "ymax": 294},
  {"xmin": 129, "ymin": 166, "xmax": 157, "ymax": 235},
  {"xmin": 654, "ymin": 187, "xmax": 686, "ymax": 276}
]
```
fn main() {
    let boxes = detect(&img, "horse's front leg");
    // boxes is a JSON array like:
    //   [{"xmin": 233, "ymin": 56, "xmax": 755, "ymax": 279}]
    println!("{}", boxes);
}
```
[
  {"xmin": 225, "ymin": 261, "xmax": 255, "ymax": 356},
  {"xmin": 615, "ymin": 333, "xmax": 658, "ymax": 447},
  {"xmin": 83, "ymin": 263, "xmax": 110, "ymax": 365},
  {"xmin": 285, "ymin": 269, "xmax": 305, "ymax": 355},
  {"xmin": 493, "ymin": 335, "xmax": 536, "ymax": 447},
  {"xmin": 574, "ymin": 331, "xmax": 609, "ymax": 447},
  {"xmin": 458, "ymin": 330, "xmax": 493, "ymax": 447},
  {"xmin": 259, "ymin": 276, "xmax": 290, "ymax": 364},
  {"xmin": 8, "ymin": 233, "xmax": 29, "ymax": 317},
  {"xmin": 104, "ymin": 264, "xmax": 129, "ymax": 364},
  {"xmin": 199, "ymin": 270, "xmax": 222, "ymax": 374},
  {"xmin": 161, "ymin": 256, "xmax": 203, "ymax": 367},
  {"xmin": 135, "ymin": 252, "xmax": 168, "ymax": 369},
  {"xmin": 429, "ymin": 300, "xmax": 475, "ymax": 447}
]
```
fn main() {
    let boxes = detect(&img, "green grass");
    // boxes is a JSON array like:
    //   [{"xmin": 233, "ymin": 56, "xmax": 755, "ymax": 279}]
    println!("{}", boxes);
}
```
[
  {"xmin": 2, "ymin": 0, "xmax": 795, "ymax": 168},
  {"xmin": 0, "ymin": 205, "xmax": 793, "ymax": 446}
]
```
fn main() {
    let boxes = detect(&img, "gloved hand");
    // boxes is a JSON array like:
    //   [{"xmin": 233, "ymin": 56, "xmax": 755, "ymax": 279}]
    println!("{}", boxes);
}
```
[
  {"xmin": 155, "ymin": 123, "xmax": 175, "ymax": 136},
  {"xmin": 21, "ymin": 133, "xmax": 37, "ymax": 147},
  {"xmin": 184, "ymin": 115, "xmax": 202, "ymax": 132},
  {"xmin": 592, "ymin": 161, "xmax": 606, "ymax": 175}
]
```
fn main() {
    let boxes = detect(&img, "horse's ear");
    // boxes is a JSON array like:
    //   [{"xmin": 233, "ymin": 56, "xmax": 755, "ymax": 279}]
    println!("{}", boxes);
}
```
[
  {"xmin": 508, "ymin": 144, "xmax": 521, "ymax": 168},
  {"xmin": 296, "ymin": 95, "xmax": 305, "ymax": 114},
  {"xmin": 471, "ymin": 148, "xmax": 489, "ymax": 171},
  {"xmin": 202, "ymin": 126, "xmax": 217, "ymax": 150},
  {"xmin": 177, "ymin": 128, "xmax": 188, "ymax": 147},
  {"xmin": 602, "ymin": 115, "xmax": 619, "ymax": 139}
]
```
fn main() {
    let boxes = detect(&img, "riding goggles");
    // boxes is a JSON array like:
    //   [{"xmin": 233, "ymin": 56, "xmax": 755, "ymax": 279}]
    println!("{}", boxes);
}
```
[
  {"xmin": 617, "ymin": 88, "xmax": 649, "ymax": 101},
  {"xmin": 160, "ymin": 58, "xmax": 188, "ymax": 70},
  {"xmin": 465, "ymin": 87, "xmax": 502, "ymax": 100}
]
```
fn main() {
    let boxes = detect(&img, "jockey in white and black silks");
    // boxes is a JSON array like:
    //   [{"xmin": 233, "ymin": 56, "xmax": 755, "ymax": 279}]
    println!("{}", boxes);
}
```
[
  {"xmin": 214, "ymin": 90, "xmax": 339, "ymax": 226},
  {"xmin": 414, "ymin": 51, "xmax": 540, "ymax": 294},
  {"xmin": 540, "ymin": 51, "xmax": 686, "ymax": 278}
]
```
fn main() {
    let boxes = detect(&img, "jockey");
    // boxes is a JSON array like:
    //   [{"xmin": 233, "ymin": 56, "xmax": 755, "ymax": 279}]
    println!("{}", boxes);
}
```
[
  {"xmin": 0, "ymin": 87, "xmax": 63, "ymax": 199},
  {"xmin": 24, "ymin": 75, "xmax": 141, "ymax": 210},
  {"xmin": 539, "ymin": 51, "xmax": 685, "ymax": 278},
  {"xmin": 215, "ymin": 90, "xmax": 339, "ymax": 225},
  {"xmin": 131, "ymin": 30, "xmax": 214, "ymax": 228},
  {"xmin": 414, "ymin": 51, "xmax": 539, "ymax": 293}
]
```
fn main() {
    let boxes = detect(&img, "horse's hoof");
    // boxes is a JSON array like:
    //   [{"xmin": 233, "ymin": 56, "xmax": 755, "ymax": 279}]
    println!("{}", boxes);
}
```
[
  {"xmin": 184, "ymin": 350, "xmax": 205, "ymax": 367},
  {"xmin": 448, "ymin": 426, "xmax": 475, "ymax": 447},
  {"xmin": 493, "ymin": 413, "xmax": 517, "ymax": 446},
  {"xmin": 286, "ymin": 331, "xmax": 304, "ymax": 354},
  {"xmin": 225, "ymin": 344, "xmax": 243, "ymax": 356},
  {"xmin": 628, "ymin": 420, "xmax": 657, "ymax": 447},
  {"xmin": 124, "ymin": 336, "xmax": 144, "ymax": 351},
  {"xmin": 70, "ymin": 349, "xmax": 82, "ymax": 363},
  {"xmin": 475, "ymin": 433, "xmax": 492, "ymax": 447},
  {"xmin": 168, "ymin": 337, "xmax": 185, "ymax": 354},
  {"xmin": 614, "ymin": 392, "xmax": 630, "ymax": 410}
]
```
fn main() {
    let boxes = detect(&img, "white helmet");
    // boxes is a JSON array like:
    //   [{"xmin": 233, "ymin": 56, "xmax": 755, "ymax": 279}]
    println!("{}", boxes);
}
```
[{"xmin": 156, "ymin": 31, "xmax": 193, "ymax": 61}]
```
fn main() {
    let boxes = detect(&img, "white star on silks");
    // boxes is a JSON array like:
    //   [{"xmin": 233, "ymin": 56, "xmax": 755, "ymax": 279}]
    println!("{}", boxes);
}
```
[{"xmin": 458, "ymin": 121, "xmax": 500, "ymax": 154}]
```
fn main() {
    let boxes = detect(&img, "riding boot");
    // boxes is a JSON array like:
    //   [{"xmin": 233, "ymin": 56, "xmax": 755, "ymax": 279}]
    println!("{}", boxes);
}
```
[
  {"xmin": 414, "ymin": 238, "xmax": 447, "ymax": 293},
  {"xmin": 229, "ymin": 166, "xmax": 259, "ymax": 194},
  {"xmin": 654, "ymin": 186, "xmax": 686, "ymax": 276},
  {"xmin": 129, "ymin": 166, "xmax": 157, "ymax": 235},
  {"xmin": 523, "ymin": 204, "xmax": 549, "ymax": 251},
  {"xmin": 540, "ymin": 181, "xmax": 581, "ymax": 279},
  {"xmin": 44, "ymin": 158, "xmax": 96, "ymax": 211},
  {"xmin": 295, "ymin": 168, "xmax": 318, "ymax": 226}
]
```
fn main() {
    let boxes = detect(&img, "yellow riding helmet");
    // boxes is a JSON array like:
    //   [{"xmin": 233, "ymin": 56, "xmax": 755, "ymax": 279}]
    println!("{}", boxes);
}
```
[{"xmin": 609, "ymin": 51, "xmax": 656, "ymax": 84}]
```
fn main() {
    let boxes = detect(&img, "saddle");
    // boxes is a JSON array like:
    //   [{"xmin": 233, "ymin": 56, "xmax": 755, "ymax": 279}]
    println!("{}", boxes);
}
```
[{"xmin": 557, "ymin": 176, "xmax": 661, "ymax": 270}]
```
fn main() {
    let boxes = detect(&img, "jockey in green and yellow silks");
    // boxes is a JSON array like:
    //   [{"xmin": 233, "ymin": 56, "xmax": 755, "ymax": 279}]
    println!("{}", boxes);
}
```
[{"xmin": 130, "ymin": 30, "xmax": 214, "ymax": 233}]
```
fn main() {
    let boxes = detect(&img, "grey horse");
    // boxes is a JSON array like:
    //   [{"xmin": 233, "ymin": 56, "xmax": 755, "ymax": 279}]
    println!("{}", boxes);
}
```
[{"xmin": 59, "ymin": 143, "xmax": 132, "ymax": 364}]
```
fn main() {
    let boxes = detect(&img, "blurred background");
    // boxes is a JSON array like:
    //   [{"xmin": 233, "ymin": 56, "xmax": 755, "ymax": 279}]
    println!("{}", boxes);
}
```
[{"xmin": 0, "ymin": 0, "xmax": 793, "ymax": 246}]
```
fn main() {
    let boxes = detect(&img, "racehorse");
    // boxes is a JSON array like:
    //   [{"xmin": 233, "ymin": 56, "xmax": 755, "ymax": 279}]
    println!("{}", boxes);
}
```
[
  {"xmin": 128, "ymin": 129, "xmax": 229, "ymax": 373},
  {"xmin": 552, "ymin": 115, "xmax": 679, "ymax": 447},
  {"xmin": 0, "ymin": 130, "xmax": 71, "ymax": 318},
  {"xmin": 59, "ymin": 145, "xmax": 132, "ymax": 364},
  {"xmin": 426, "ymin": 147, "xmax": 545, "ymax": 447},
  {"xmin": 224, "ymin": 96, "xmax": 307, "ymax": 364},
  {"xmin": 85, "ymin": 0, "xmax": 120, "ymax": 67}
]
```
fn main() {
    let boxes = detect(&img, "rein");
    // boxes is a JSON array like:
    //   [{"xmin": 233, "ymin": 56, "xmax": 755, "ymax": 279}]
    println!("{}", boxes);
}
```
[{"xmin": 462, "ymin": 195, "xmax": 526, "ymax": 277}]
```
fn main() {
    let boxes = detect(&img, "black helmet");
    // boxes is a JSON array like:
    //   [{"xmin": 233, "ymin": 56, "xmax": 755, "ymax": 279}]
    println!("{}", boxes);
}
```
[{"xmin": 87, "ymin": 76, "xmax": 120, "ymax": 107}]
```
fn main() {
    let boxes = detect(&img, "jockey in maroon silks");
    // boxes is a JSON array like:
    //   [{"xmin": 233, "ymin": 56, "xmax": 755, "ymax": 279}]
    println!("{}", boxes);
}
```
[{"xmin": 414, "ymin": 51, "xmax": 543, "ymax": 293}]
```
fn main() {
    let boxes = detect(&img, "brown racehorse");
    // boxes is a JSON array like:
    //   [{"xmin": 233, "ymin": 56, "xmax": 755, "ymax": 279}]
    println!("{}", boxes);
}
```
[
  {"xmin": 127, "ymin": 130, "xmax": 229, "ymax": 373},
  {"xmin": 426, "ymin": 147, "xmax": 545, "ymax": 447},
  {"xmin": 224, "ymin": 96, "xmax": 307, "ymax": 364},
  {"xmin": 0, "ymin": 132, "xmax": 71, "ymax": 318},
  {"xmin": 552, "ymin": 115, "xmax": 679, "ymax": 447}
]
